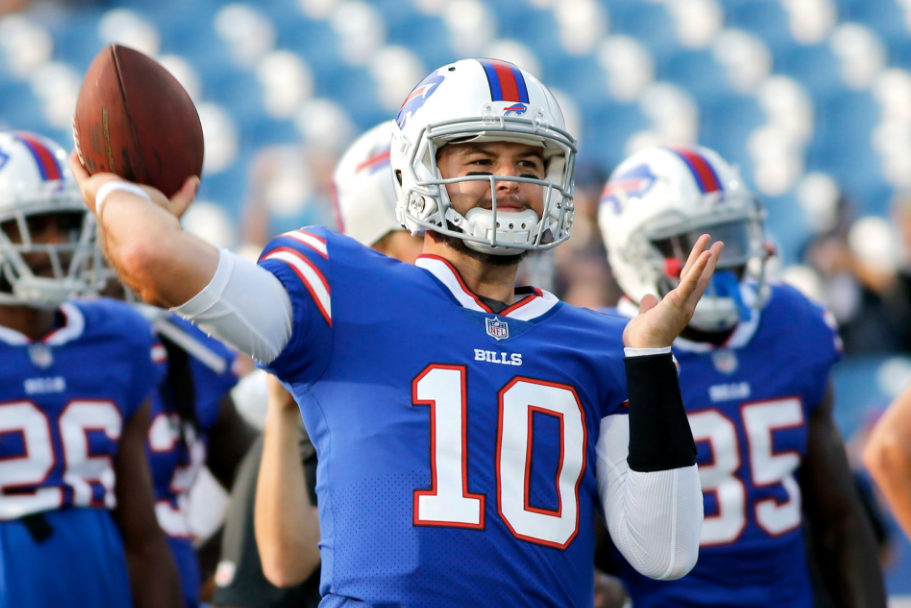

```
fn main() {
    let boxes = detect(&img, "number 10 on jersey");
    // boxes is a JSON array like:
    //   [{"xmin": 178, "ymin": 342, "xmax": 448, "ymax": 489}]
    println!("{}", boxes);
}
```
[{"xmin": 411, "ymin": 364, "xmax": 587, "ymax": 549}]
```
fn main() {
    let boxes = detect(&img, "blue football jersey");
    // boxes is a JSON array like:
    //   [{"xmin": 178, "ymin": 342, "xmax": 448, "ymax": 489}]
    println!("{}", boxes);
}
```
[
  {"xmin": 146, "ymin": 314, "xmax": 240, "ymax": 608},
  {"xmin": 0, "ymin": 298, "xmax": 160, "ymax": 607},
  {"xmin": 609, "ymin": 284, "xmax": 841, "ymax": 608},
  {"xmin": 257, "ymin": 227, "xmax": 630, "ymax": 608}
]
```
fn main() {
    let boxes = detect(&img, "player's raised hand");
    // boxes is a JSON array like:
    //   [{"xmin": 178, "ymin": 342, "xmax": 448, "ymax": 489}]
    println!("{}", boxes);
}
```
[
  {"xmin": 623, "ymin": 234, "xmax": 724, "ymax": 349},
  {"xmin": 69, "ymin": 151, "xmax": 199, "ymax": 220}
]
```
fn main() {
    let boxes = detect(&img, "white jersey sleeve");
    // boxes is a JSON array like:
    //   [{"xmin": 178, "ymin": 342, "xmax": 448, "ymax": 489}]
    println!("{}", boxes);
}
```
[
  {"xmin": 174, "ymin": 248, "xmax": 293, "ymax": 364},
  {"xmin": 596, "ymin": 413, "xmax": 702, "ymax": 580}
]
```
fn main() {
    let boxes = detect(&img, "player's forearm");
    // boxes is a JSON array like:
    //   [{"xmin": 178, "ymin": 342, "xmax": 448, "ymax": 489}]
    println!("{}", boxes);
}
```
[
  {"xmin": 865, "ymin": 387, "xmax": 911, "ymax": 541},
  {"xmin": 255, "ymin": 405, "xmax": 320, "ymax": 587},
  {"xmin": 598, "ymin": 351, "xmax": 703, "ymax": 580},
  {"xmin": 597, "ymin": 416, "xmax": 702, "ymax": 580},
  {"xmin": 865, "ymin": 436, "xmax": 911, "ymax": 539},
  {"xmin": 101, "ymin": 190, "xmax": 218, "ymax": 307}
]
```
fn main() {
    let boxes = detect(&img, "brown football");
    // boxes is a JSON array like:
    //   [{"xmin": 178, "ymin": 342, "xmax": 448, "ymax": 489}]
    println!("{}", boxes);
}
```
[{"xmin": 73, "ymin": 44, "xmax": 204, "ymax": 196}]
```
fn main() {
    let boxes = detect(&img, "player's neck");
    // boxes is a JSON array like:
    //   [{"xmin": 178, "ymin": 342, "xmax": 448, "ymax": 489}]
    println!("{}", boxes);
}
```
[
  {"xmin": 0, "ymin": 303, "xmax": 59, "ymax": 340},
  {"xmin": 422, "ymin": 236, "xmax": 520, "ymax": 304}
]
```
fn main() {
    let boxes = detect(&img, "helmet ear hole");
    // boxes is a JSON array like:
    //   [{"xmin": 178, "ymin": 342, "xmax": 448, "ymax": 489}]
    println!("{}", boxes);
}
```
[{"xmin": 395, "ymin": 170, "xmax": 403, "ymax": 186}]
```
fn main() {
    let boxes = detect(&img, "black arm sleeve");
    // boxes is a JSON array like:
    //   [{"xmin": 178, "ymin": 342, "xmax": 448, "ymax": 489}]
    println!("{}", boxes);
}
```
[{"xmin": 624, "ymin": 353, "xmax": 697, "ymax": 472}]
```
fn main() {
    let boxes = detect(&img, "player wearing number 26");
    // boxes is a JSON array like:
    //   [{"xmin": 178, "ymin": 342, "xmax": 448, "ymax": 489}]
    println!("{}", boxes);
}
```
[
  {"xmin": 600, "ymin": 145, "xmax": 887, "ymax": 608},
  {"xmin": 0, "ymin": 131, "xmax": 182, "ymax": 608},
  {"xmin": 71, "ymin": 60, "xmax": 722, "ymax": 608}
]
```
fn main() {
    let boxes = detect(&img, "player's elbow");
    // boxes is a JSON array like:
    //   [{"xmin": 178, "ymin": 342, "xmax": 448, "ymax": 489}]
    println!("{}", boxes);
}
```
[
  {"xmin": 261, "ymin": 545, "xmax": 319, "ymax": 588},
  {"xmin": 616, "ymin": 466, "xmax": 703, "ymax": 581},
  {"xmin": 628, "ymin": 540, "xmax": 700, "ymax": 581},
  {"xmin": 863, "ymin": 430, "xmax": 909, "ymax": 485}
]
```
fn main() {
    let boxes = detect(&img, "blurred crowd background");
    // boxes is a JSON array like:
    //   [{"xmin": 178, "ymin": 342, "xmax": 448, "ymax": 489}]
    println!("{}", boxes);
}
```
[{"xmin": 2, "ymin": 0, "xmax": 911, "ymax": 600}]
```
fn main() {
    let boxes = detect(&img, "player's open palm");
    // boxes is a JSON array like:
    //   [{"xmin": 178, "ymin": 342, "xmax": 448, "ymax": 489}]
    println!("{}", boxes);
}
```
[{"xmin": 623, "ymin": 234, "xmax": 724, "ymax": 349}]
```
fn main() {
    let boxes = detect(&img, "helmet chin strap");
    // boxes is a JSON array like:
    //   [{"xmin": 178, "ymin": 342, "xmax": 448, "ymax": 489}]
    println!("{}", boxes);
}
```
[{"xmin": 688, "ymin": 270, "xmax": 751, "ymax": 332}]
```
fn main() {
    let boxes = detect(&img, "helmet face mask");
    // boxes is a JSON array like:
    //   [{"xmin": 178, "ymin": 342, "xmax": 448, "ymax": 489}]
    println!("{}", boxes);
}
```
[
  {"xmin": 0, "ymin": 132, "xmax": 105, "ymax": 309},
  {"xmin": 600, "ymin": 146, "xmax": 769, "ymax": 333},
  {"xmin": 391, "ymin": 60, "xmax": 577, "ymax": 256}
]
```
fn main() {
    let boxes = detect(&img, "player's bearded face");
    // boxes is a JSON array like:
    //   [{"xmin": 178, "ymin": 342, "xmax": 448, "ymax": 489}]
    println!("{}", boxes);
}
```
[{"xmin": 436, "ymin": 141, "xmax": 546, "ymax": 219}]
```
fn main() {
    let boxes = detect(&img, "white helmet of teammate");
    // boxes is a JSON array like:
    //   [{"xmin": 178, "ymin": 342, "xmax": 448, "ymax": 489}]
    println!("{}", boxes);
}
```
[
  {"xmin": 599, "ymin": 145, "xmax": 769, "ymax": 332},
  {"xmin": 0, "ymin": 131, "xmax": 104, "ymax": 308},
  {"xmin": 333, "ymin": 121, "xmax": 400, "ymax": 247},
  {"xmin": 390, "ymin": 58, "xmax": 576, "ymax": 256}
]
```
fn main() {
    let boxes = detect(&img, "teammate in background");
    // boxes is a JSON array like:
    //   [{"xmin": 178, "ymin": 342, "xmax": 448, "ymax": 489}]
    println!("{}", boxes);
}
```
[
  {"xmin": 72, "ymin": 59, "xmax": 718, "ymax": 607},
  {"xmin": 142, "ymin": 307, "xmax": 257, "ymax": 608},
  {"xmin": 214, "ymin": 121, "xmax": 422, "ymax": 607},
  {"xmin": 599, "ymin": 145, "xmax": 886, "ymax": 608},
  {"xmin": 864, "ymin": 383, "xmax": 911, "ymax": 542},
  {"xmin": 0, "ymin": 131, "xmax": 182, "ymax": 607}
]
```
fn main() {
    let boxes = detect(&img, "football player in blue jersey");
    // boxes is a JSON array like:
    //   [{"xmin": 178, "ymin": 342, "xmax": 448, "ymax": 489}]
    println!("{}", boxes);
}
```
[
  {"xmin": 0, "ymin": 131, "xmax": 182, "ymax": 607},
  {"xmin": 142, "ymin": 308, "xmax": 256, "ymax": 608},
  {"xmin": 598, "ymin": 144, "xmax": 887, "ymax": 608},
  {"xmin": 71, "ymin": 58, "xmax": 721, "ymax": 608},
  {"xmin": 253, "ymin": 120, "xmax": 421, "ymax": 595}
]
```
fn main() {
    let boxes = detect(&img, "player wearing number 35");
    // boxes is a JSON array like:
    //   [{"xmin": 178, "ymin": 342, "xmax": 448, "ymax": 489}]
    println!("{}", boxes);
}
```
[
  {"xmin": 600, "ymin": 145, "xmax": 887, "ymax": 608},
  {"xmin": 73, "ymin": 59, "xmax": 717, "ymax": 608},
  {"xmin": 0, "ymin": 132, "xmax": 182, "ymax": 607}
]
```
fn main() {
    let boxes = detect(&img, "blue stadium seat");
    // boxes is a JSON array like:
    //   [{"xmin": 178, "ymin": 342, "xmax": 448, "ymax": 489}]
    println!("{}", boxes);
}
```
[
  {"xmin": 776, "ymin": 44, "xmax": 842, "ymax": 97},
  {"xmin": 764, "ymin": 193, "xmax": 810, "ymax": 266},
  {"xmin": 609, "ymin": 0, "xmax": 679, "ymax": 65},
  {"xmin": 810, "ymin": 89, "xmax": 887, "ymax": 214},
  {"xmin": 698, "ymin": 93, "xmax": 764, "ymax": 163},
  {"xmin": 45, "ymin": 9, "xmax": 105, "ymax": 71},
  {"xmin": 724, "ymin": 0, "xmax": 793, "ymax": 57},
  {"xmin": 578, "ymin": 102, "xmax": 649, "ymax": 170},
  {"xmin": 0, "ymin": 80, "xmax": 50, "ymax": 135},
  {"xmin": 386, "ymin": 12, "xmax": 453, "ymax": 70},
  {"xmin": 661, "ymin": 49, "xmax": 729, "ymax": 106}
]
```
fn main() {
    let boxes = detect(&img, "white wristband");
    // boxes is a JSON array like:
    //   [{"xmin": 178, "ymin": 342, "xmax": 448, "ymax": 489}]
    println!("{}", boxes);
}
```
[
  {"xmin": 95, "ymin": 181, "xmax": 152, "ymax": 219},
  {"xmin": 624, "ymin": 345, "xmax": 673, "ymax": 357}
]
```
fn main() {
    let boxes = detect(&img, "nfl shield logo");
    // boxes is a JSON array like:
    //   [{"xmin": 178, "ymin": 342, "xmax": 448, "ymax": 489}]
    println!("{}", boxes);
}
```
[
  {"xmin": 485, "ymin": 317, "xmax": 509, "ymax": 341},
  {"xmin": 711, "ymin": 348, "xmax": 738, "ymax": 375},
  {"xmin": 28, "ymin": 344, "xmax": 53, "ymax": 369}
]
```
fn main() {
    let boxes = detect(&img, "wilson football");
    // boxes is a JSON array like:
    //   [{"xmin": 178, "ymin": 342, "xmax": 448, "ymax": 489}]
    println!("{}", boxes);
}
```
[{"xmin": 73, "ymin": 44, "xmax": 203, "ymax": 196}]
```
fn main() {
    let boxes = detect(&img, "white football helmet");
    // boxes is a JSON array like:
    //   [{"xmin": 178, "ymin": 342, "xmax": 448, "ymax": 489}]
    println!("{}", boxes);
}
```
[
  {"xmin": 332, "ymin": 120, "xmax": 400, "ymax": 247},
  {"xmin": 390, "ymin": 58, "xmax": 576, "ymax": 255},
  {"xmin": 599, "ymin": 145, "xmax": 769, "ymax": 332},
  {"xmin": 0, "ymin": 131, "xmax": 104, "ymax": 308}
]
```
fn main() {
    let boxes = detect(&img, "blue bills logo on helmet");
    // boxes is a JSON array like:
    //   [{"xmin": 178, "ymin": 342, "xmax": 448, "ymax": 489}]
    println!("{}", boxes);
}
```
[
  {"xmin": 396, "ymin": 71, "xmax": 446, "ymax": 129},
  {"xmin": 485, "ymin": 317, "xmax": 509, "ymax": 341},
  {"xmin": 600, "ymin": 164, "xmax": 656, "ymax": 214},
  {"xmin": 503, "ymin": 103, "xmax": 527, "ymax": 116}
]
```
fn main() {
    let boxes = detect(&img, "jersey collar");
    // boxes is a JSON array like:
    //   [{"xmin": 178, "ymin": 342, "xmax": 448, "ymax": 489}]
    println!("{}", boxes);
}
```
[
  {"xmin": 416, "ymin": 254, "xmax": 560, "ymax": 321},
  {"xmin": 616, "ymin": 291, "xmax": 761, "ymax": 353},
  {"xmin": 0, "ymin": 301, "xmax": 86, "ymax": 346}
]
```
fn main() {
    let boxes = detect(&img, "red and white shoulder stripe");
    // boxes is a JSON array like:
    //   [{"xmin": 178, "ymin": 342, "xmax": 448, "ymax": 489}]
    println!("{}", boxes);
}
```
[
  {"xmin": 261, "ymin": 230, "xmax": 332, "ymax": 326},
  {"xmin": 277, "ymin": 229, "xmax": 328, "ymax": 259}
]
